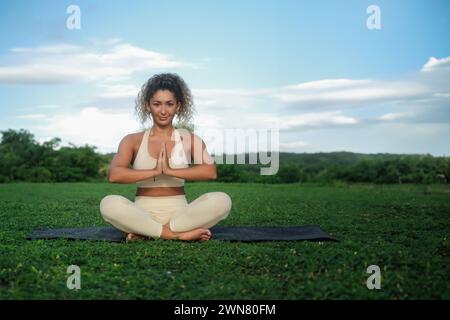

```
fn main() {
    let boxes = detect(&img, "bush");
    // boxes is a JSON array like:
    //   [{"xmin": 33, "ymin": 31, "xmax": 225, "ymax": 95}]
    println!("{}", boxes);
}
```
[{"xmin": 0, "ymin": 128, "xmax": 106, "ymax": 183}]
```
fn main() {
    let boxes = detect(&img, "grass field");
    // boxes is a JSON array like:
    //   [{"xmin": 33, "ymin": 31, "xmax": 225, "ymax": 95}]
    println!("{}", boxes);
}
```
[{"xmin": 0, "ymin": 182, "xmax": 449, "ymax": 299}]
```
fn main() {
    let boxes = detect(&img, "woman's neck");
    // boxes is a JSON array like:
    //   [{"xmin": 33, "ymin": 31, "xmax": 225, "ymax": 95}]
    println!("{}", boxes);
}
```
[{"xmin": 150, "ymin": 125, "xmax": 175, "ymax": 138}]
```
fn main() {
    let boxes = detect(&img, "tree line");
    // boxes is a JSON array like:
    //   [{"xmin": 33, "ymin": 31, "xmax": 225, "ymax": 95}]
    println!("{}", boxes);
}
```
[
  {"xmin": 0, "ymin": 129, "xmax": 107, "ymax": 182},
  {"xmin": 1, "ymin": 128, "xmax": 448, "ymax": 184},
  {"xmin": 215, "ymin": 153, "xmax": 450, "ymax": 184}
]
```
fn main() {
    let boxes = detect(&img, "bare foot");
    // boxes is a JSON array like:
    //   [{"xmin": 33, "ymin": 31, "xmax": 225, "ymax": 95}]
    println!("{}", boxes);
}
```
[
  {"xmin": 160, "ymin": 224, "xmax": 212, "ymax": 241},
  {"xmin": 126, "ymin": 233, "xmax": 146, "ymax": 242},
  {"xmin": 179, "ymin": 228, "xmax": 212, "ymax": 241}
]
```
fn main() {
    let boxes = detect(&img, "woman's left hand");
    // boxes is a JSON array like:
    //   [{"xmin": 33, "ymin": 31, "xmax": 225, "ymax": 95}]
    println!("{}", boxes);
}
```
[{"xmin": 160, "ymin": 142, "xmax": 172, "ymax": 175}]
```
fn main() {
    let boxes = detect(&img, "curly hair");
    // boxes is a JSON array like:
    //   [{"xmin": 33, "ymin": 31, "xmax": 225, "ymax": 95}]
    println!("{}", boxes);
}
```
[{"xmin": 134, "ymin": 73, "xmax": 196, "ymax": 131}]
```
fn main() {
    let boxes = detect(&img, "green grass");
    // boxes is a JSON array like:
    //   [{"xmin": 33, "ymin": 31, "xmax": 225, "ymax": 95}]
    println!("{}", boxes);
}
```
[{"xmin": 0, "ymin": 182, "xmax": 449, "ymax": 299}]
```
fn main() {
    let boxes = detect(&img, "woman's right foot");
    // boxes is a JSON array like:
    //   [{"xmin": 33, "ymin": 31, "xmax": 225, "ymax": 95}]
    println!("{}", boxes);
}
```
[
  {"xmin": 161, "ymin": 225, "xmax": 212, "ymax": 241},
  {"xmin": 126, "ymin": 233, "xmax": 146, "ymax": 242}
]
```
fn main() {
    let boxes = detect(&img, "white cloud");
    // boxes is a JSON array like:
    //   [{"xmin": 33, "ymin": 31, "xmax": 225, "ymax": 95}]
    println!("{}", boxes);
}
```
[
  {"xmin": 0, "ymin": 40, "xmax": 194, "ymax": 84},
  {"xmin": 188, "ymin": 55, "xmax": 449, "ymax": 135},
  {"xmin": 279, "ymin": 111, "xmax": 358, "ymax": 130},
  {"xmin": 28, "ymin": 107, "xmax": 141, "ymax": 153},
  {"xmin": 191, "ymin": 109, "xmax": 358, "ymax": 135},
  {"xmin": 283, "ymin": 78, "xmax": 370, "ymax": 91},
  {"xmin": 11, "ymin": 44, "xmax": 82, "ymax": 54},
  {"xmin": 378, "ymin": 112, "xmax": 412, "ymax": 121},
  {"xmin": 273, "ymin": 80, "xmax": 429, "ymax": 105},
  {"xmin": 421, "ymin": 56, "xmax": 450, "ymax": 72}
]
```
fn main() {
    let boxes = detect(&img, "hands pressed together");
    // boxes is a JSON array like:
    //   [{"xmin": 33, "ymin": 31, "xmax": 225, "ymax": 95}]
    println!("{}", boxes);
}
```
[{"xmin": 154, "ymin": 141, "xmax": 172, "ymax": 177}]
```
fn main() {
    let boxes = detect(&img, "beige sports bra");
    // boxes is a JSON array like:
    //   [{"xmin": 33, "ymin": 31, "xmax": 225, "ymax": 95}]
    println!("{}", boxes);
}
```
[{"xmin": 132, "ymin": 128, "xmax": 189, "ymax": 188}]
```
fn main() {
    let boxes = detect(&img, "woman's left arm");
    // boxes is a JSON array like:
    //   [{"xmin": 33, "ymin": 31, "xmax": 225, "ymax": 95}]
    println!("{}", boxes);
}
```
[{"xmin": 163, "ymin": 133, "xmax": 217, "ymax": 181}]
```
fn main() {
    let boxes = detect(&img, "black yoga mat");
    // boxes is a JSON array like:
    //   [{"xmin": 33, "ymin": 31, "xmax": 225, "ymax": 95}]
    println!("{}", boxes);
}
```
[{"xmin": 26, "ymin": 225, "xmax": 337, "ymax": 242}]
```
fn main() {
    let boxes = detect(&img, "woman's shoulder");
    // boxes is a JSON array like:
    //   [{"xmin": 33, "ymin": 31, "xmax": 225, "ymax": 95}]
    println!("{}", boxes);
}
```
[{"xmin": 120, "ymin": 129, "xmax": 147, "ymax": 148}]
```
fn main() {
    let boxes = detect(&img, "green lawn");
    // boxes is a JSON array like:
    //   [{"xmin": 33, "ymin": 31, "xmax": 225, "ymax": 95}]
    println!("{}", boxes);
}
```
[{"xmin": 0, "ymin": 182, "xmax": 449, "ymax": 299}]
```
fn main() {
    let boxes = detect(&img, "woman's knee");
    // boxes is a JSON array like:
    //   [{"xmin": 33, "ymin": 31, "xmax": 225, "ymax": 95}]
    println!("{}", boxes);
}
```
[
  {"xmin": 210, "ymin": 192, "xmax": 232, "ymax": 219},
  {"xmin": 99, "ymin": 195, "xmax": 128, "ymax": 221}
]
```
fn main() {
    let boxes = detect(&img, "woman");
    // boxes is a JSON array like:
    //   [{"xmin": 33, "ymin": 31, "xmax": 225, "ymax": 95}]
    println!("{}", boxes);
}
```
[{"xmin": 99, "ymin": 73, "xmax": 232, "ymax": 242}]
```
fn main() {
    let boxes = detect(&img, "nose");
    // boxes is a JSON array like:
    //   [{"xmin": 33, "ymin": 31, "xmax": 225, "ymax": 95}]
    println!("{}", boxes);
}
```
[{"xmin": 160, "ymin": 106, "xmax": 168, "ymax": 115}]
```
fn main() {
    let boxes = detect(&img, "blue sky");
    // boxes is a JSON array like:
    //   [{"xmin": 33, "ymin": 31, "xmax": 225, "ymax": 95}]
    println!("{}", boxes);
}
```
[{"xmin": 0, "ymin": 0, "xmax": 449, "ymax": 155}]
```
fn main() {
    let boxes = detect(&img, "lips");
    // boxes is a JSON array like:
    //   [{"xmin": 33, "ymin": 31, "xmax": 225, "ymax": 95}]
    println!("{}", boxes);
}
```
[{"xmin": 160, "ymin": 117, "xmax": 168, "ymax": 120}]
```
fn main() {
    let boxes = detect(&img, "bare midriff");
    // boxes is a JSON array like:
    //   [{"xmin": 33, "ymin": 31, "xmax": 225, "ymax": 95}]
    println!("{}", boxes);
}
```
[{"xmin": 135, "ymin": 186, "xmax": 185, "ymax": 197}]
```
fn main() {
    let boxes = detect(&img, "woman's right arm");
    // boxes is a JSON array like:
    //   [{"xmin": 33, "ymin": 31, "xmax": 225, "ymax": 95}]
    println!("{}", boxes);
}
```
[{"xmin": 107, "ymin": 134, "xmax": 158, "ymax": 184}]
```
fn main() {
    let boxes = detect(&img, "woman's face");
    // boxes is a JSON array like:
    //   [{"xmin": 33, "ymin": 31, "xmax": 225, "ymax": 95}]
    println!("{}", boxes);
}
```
[{"xmin": 147, "ymin": 89, "xmax": 180, "ymax": 127}]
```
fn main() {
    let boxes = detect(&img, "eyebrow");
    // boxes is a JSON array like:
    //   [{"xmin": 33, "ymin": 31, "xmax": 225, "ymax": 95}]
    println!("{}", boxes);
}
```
[{"xmin": 153, "ymin": 100, "xmax": 174, "ymax": 103}]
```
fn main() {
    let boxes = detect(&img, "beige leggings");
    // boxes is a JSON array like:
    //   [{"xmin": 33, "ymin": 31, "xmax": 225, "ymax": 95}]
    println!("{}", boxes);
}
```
[{"xmin": 99, "ymin": 192, "xmax": 232, "ymax": 239}]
